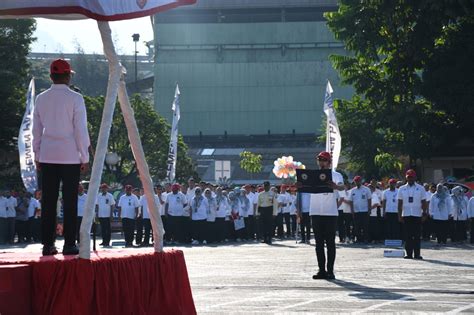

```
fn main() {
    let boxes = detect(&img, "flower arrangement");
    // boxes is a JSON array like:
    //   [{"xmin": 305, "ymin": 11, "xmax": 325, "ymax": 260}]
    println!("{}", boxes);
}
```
[{"xmin": 272, "ymin": 156, "xmax": 306, "ymax": 179}]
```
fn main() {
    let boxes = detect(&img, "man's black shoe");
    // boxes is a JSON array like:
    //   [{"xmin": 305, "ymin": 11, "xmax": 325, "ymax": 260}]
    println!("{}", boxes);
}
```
[
  {"xmin": 62, "ymin": 245, "xmax": 79, "ymax": 255},
  {"xmin": 42, "ymin": 245, "xmax": 58, "ymax": 256},
  {"xmin": 414, "ymin": 255, "xmax": 423, "ymax": 260},
  {"xmin": 326, "ymin": 272, "xmax": 336, "ymax": 280},
  {"xmin": 404, "ymin": 255, "xmax": 413, "ymax": 259},
  {"xmin": 312, "ymin": 271, "xmax": 327, "ymax": 280}
]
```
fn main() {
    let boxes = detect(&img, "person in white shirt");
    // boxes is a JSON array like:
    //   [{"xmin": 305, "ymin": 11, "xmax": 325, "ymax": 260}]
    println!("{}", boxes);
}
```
[
  {"xmin": 138, "ymin": 185, "xmax": 162, "ymax": 246},
  {"xmin": 75, "ymin": 184, "xmax": 87, "ymax": 243},
  {"xmin": 229, "ymin": 191, "xmax": 243, "ymax": 241},
  {"xmin": 289, "ymin": 187, "xmax": 298, "ymax": 238},
  {"xmin": 215, "ymin": 187, "xmax": 230, "ymax": 242},
  {"xmin": 118, "ymin": 185, "xmax": 140, "ymax": 247},
  {"xmin": 27, "ymin": 193, "xmax": 41, "ymax": 243},
  {"xmin": 15, "ymin": 191, "xmax": 30, "ymax": 243},
  {"xmin": 308, "ymin": 151, "xmax": 344, "ymax": 280},
  {"xmin": 349, "ymin": 176, "xmax": 372, "ymax": 243},
  {"xmin": 165, "ymin": 183, "xmax": 188, "ymax": 243},
  {"xmin": 238, "ymin": 188, "xmax": 251, "ymax": 240},
  {"xmin": 422, "ymin": 183, "xmax": 436, "ymax": 241},
  {"xmin": 429, "ymin": 184, "xmax": 451, "ymax": 245},
  {"xmin": 0, "ymin": 192, "xmax": 8, "ymax": 244},
  {"xmin": 95, "ymin": 183, "xmax": 115, "ymax": 247},
  {"xmin": 5, "ymin": 190, "xmax": 17, "ymax": 244},
  {"xmin": 244, "ymin": 185, "xmax": 257, "ymax": 241},
  {"xmin": 296, "ymin": 192, "xmax": 311, "ymax": 244},
  {"xmin": 33, "ymin": 59, "xmax": 90, "ymax": 256},
  {"xmin": 397, "ymin": 169, "xmax": 427, "ymax": 259},
  {"xmin": 467, "ymin": 196, "xmax": 474, "ymax": 244},
  {"xmin": 204, "ymin": 188, "xmax": 217, "ymax": 243},
  {"xmin": 338, "ymin": 183, "xmax": 353, "ymax": 243},
  {"xmin": 450, "ymin": 186, "xmax": 468, "ymax": 243},
  {"xmin": 280, "ymin": 186, "xmax": 293, "ymax": 238},
  {"xmin": 368, "ymin": 184, "xmax": 383, "ymax": 243},
  {"xmin": 190, "ymin": 187, "xmax": 209, "ymax": 245},
  {"xmin": 276, "ymin": 185, "xmax": 288, "ymax": 238},
  {"xmin": 382, "ymin": 179, "xmax": 400, "ymax": 240}
]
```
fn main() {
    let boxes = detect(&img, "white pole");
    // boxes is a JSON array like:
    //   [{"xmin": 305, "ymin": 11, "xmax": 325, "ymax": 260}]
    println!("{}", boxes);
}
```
[
  {"xmin": 117, "ymin": 79, "xmax": 165, "ymax": 252},
  {"xmin": 79, "ymin": 21, "xmax": 121, "ymax": 259}
]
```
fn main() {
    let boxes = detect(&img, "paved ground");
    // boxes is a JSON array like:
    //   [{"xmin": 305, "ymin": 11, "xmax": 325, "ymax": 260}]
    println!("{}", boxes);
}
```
[{"xmin": 2, "ymin": 238, "xmax": 473, "ymax": 314}]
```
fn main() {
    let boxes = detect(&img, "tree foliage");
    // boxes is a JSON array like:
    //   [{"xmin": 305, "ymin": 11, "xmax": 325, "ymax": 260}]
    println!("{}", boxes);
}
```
[
  {"xmin": 239, "ymin": 151, "xmax": 263, "ymax": 174},
  {"xmin": 325, "ymin": 1, "xmax": 474, "ymax": 178},
  {"xmin": 85, "ymin": 94, "xmax": 197, "ymax": 186},
  {"xmin": 0, "ymin": 19, "xmax": 36, "ymax": 188}
]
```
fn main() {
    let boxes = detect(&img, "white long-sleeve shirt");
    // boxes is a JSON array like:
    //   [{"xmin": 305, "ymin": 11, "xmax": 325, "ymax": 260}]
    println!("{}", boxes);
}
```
[{"xmin": 33, "ymin": 84, "xmax": 90, "ymax": 164}]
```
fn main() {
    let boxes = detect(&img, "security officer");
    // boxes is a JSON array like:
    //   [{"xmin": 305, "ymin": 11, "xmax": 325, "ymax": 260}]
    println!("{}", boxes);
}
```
[{"xmin": 257, "ymin": 181, "xmax": 278, "ymax": 244}]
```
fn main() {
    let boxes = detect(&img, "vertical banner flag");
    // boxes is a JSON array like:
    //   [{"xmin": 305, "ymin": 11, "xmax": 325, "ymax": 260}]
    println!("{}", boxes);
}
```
[
  {"xmin": 18, "ymin": 78, "xmax": 38, "ymax": 193},
  {"xmin": 323, "ymin": 80, "xmax": 341, "ymax": 169},
  {"xmin": 166, "ymin": 84, "xmax": 181, "ymax": 182}
]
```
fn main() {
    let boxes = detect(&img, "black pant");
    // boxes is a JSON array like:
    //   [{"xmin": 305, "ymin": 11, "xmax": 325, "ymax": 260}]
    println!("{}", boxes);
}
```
[
  {"xmin": 135, "ymin": 216, "xmax": 144, "ymax": 245},
  {"xmin": 300, "ymin": 212, "xmax": 311, "ymax": 242},
  {"xmin": 368, "ymin": 216, "xmax": 383, "ymax": 242},
  {"xmin": 192, "ymin": 219, "xmax": 206, "ymax": 242},
  {"xmin": 337, "ymin": 210, "xmax": 345, "ymax": 241},
  {"xmin": 167, "ymin": 215, "xmax": 180, "ymax": 242},
  {"xmin": 311, "ymin": 215, "xmax": 337, "ymax": 273},
  {"xmin": 274, "ymin": 213, "xmax": 284, "ymax": 237},
  {"xmin": 6, "ymin": 217, "xmax": 15, "ymax": 243},
  {"xmin": 122, "ymin": 218, "xmax": 135, "ymax": 245},
  {"xmin": 403, "ymin": 216, "xmax": 422, "ymax": 258},
  {"xmin": 470, "ymin": 218, "xmax": 474, "ymax": 244},
  {"xmin": 29, "ymin": 217, "xmax": 41, "ymax": 242},
  {"xmin": 245, "ymin": 215, "xmax": 255, "ymax": 240},
  {"xmin": 143, "ymin": 218, "xmax": 152, "ymax": 244},
  {"xmin": 290, "ymin": 214, "xmax": 297, "ymax": 237},
  {"xmin": 99, "ymin": 217, "xmax": 111, "ymax": 245},
  {"xmin": 422, "ymin": 216, "xmax": 432, "ymax": 240},
  {"xmin": 353, "ymin": 212, "xmax": 369, "ymax": 243},
  {"xmin": 76, "ymin": 216, "xmax": 83, "ymax": 243},
  {"xmin": 385, "ymin": 213, "xmax": 401, "ymax": 240},
  {"xmin": 282, "ymin": 213, "xmax": 291, "ymax": 237},
  {"xmin": 341, "ymin": 213, "xmax": 353, "ymax": 240},
  {"xmin": 206, "ymin": 221, "xmax": 216, "ymax": 243},
  {"xmin": 0, "ymin": 218, "xmax": 7, "ymax": 244},
  {"xmin": 215, "ymin": 217, "xmax": 227, "ymax": 242},
  {"xmin": 41, "ymin": 163, "xmax": 80, "ymax": 247},
  {"xmin": 161, "ymin": 215, "xmax": 168, "ymax": 242},
  {"xmin": 453, "ymin": 220, "xmax": 467, "ymax": 242},
  {"xmin": 15, "ymin": 220, "xmax": 28, "ymax": 243},
  {"xmin": 433, "ymin": 219, "xmax": 448, "ymax": 244},
  {"xmin": 259, "ymin": 206, "xmax": 274, "ymax": 243}
]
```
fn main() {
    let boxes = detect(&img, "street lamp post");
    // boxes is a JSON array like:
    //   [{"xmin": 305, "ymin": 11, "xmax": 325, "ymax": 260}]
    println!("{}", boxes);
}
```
[{"xmin": 132, "ymin": 33, "xmax": 140, "ymax": 84}]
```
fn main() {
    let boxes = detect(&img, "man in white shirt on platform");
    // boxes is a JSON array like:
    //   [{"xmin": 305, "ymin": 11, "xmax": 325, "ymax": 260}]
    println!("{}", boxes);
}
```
[
  {"xmin": 309, "ymin": 151, "xmax": 344, "ymax": 280},
  {"xmin": 96, "ymin": 183, "xmax": 115, "ymax": 247},
  {"xmin": 33, "ymin": 59, "xmax": 90, "ymax": 256},
  {"xmin": 398, "ymin": 169, "xmax": 427, "ymax": 259}
]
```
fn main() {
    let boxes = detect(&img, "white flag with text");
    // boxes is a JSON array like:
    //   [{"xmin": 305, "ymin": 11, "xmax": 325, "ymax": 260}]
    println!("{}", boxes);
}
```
[
  {"xmin": 323, "ymin": 81, "xmax": 342, "ymax": 169},
  {"xmin": 166, "ymin": 84, "xmax": 180, "ymax": 182}
]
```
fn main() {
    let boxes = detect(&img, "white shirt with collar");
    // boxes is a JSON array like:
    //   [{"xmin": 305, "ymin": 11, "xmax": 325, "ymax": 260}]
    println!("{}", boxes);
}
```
[
  {"xmin": 299, "ymin": 193, "xmax": 311, "ymax": 213},
  {"xmin": 96, "ymin": 192, "xmax": 116, "ymax": 218},
  {"xmin": 349, "ymin": 186, "xmax": 372, "ymax": 213},
  {"xmin": 77, "ymin": 193, "xmax": 87, "ymax": 217},
  {"xmin": 429, "ymin": 195, "xmax": 451, "ymax": 221},
  {"xmin": 450, "ymin": 196, "xmax": 468, "ymax": 221},
  {"xmin": 6, "ymin": 197, "xmax": 17, "ymax": 218},
  {"xmin": 370, "ymin": 193, "xmax": 381, "ymax": 217},
  {"xmin": 140, "ymin": 194, "xmax": 161, "ymax": 219},
  {"xmin": 166, "ymin": 192, "xmax": 187, "ymax": 216},
  {"xmin": 191, "ymin": 196, "xmax": 209, "ymax": 221},
  {"xmin": 397, "ymin": 183, "xmax": 426, "ymax": 217},
  {"xmin": 27, "ymin": 198, "xmax": 40, "ymax": 218},
  {"xmin": 309, "ymin": 170, "xmax": 344, "ymax": 216},
  {"xmin": 33, "ymin": 84, "xmax": 90, "ymax": 164},
  {"xmin": 383, "ymin": 189, "xmax": 399, "ymax": 213},
  {"xmin": 0, "ymin": 197, "xmax": 7, "ymax": 218},
  {"xmin": 118, "ymin": 194, "xmax": 140, "ymax": 219}
]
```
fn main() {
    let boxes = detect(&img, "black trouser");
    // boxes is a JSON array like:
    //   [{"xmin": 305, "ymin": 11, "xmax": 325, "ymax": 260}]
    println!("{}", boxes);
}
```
[
  {"xmin": 182, "ymin": 217, "xmax": 192, "ymax": 243},
  {"xmin": 161, "ymin": 215, "xmax": 168, "ymax": 242},
  {"xmin": 29, "ymin": 217, "xmax": 41, "ymax": 242},
  {"xmin": 422, "ymin": 216, "xmax": 432, "ymax": 240},
  {"xmin": 385, "ymin": 213, "xmax": 401, "ymax": 240},
  {"xmin": 122, "ymin": 218, "xmax": 135, "ymax": 245},
  {"xmin": 453, "ymin": 220, "xmax": 467, "ymax": 242},
  {"xmin": 337, "ymin": 210, "xmax": 345, "ymax": 241},
  {"xmin": 369, "ymin": 216, "xmax": 383, "ymax": 242},
  {"xmin": 259, "ymin": 206, "xmax": 274, "ymax": 243},
  {"xmin": 282, "ymin": 213, "xmax": 291, "ymax": 237},
  {"xmin": 0, "ymin": 218, "xmax": 7, "ymax": 244},
  {"xmin": 290, "ymin": 214, "xmax": 297, "ymax": 237},
  {"xmin": 353, "ymin": 212, "xmax": 369, "ymax": 243},
  {"xmin": 470, "ymin": 218, "xmax": 474, "ymax": 244},
  {"xmin": 76, "ymin": 216, "xmax": 83, "ymax": 243},
  {"xmin": 255, "ymin": 215, "xmax": 261, "ymax": 240},
  {"xmin": 143, "ymin": 218, "xmax": 152, "ymax": 244},
  {"xmin": 167, "ymin": 215, "xmax": 179, "ymax": 242},
  {"xmin": 192, "ymin": 219, "xmax": 206, "ymax": 242},
  {"xmin": 99, "ymin": 217, "xmax": 111, "ymax": 245},
  {"xmin": 6, "ymin": 217, "xmax": 15, "ymax": 243},
  {"xmin": 245, "ymin": 215, "xmax": 255, "ymax": 240},
  {"xmin": 206, "ymin": 221, "xmax": 216, "ymax": 243},
  {"xmin": 300, "ymin": 212, "xmax": 311, "ymax": 242},
  {"xmin": 311, "ymin": 215, "xmax": 337, "ymax": 273},
  {"xmin": 15, "ymin": 220, "xmax": 28, "ymax": 243},
  {"xmin": 274, "ymin": 213, "xmax": 284, "ymax": 237},
  {"xmin": 135, "ymin": 216, "xmax": 144, "ymax": 245},
  {"xmin": 403, "ymin": 216, "xmax": 422, "ymax": 258},
  {"xmin": 341, "ymin": 213, "xmax": 353, "ymax": 240},
  {"xmin": 41, "ymin": 163, "xmax": 80, "ymax": 247},
  {"xmin": 215, "ymin": 217, "xmax": 227, "ymax": 242},
  {"xmin": 433, "ymin": 219, "xmax": 448, "ymax": 244}
]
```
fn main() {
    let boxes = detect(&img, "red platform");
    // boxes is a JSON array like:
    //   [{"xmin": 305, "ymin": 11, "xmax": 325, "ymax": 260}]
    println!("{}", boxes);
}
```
[{"xmin": 0, "ymin": 249, "xmax": 196, "ymax": 315}]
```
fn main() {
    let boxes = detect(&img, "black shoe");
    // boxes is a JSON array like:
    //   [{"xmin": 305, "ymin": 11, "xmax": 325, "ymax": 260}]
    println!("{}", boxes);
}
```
[
  {"xmin": 62, "ymin": 245, "xmax": 79, "ymax": 255},
  {"xmin": 312, "ymin": 271, "xmax": 327, "ymax": 280},
  {"xmin": 326, "ymin": 272, "xmax": 336, "ymax": 280},
  {"xmin": 404, "ymin": 255, "xmax": 413, "ymax": 259},
  {"xmin": 42, "ymin": 245, "xmax": 58, "ymax": 256},
  {"xmin": 414, "ymin": 255, "xmax": 423, "ymax": 260}
]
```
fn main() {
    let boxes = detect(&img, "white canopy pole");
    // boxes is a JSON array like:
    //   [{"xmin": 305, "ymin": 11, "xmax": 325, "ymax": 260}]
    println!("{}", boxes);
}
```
[
  {"xmin": 117, "ymin": 79, "xmax": 165, "ymax": 252},
  {"xmin": 79, "ymin": 21, "xmax": 122, "ymax": 259}
]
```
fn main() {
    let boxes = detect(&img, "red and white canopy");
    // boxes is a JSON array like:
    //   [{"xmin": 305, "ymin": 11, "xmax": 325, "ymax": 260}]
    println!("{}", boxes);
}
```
[{"xmin": 0, "ymin": 0, "xmax": 195, "ymax": 20}]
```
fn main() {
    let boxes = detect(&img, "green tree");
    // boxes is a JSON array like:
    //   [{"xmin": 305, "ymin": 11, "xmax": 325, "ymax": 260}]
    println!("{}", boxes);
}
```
[
  {"xmin": 239, "ymin": 151, "xmax": 263, "ymax": 174},
  {"xmin": 86, "ymin": 94, "xmax": 196, "ymax": 186},
  {"xmin": 0, "ymin": 19, "xmax": 36, "ymax": 188},
  {"xmin": 325, "ymin": 1, "xmax": 473, "ymax": 177}
]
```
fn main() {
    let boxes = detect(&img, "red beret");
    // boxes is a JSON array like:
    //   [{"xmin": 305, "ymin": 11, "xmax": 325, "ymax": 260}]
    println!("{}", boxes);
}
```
[
  {"xmin": 388, "ymin": 178, "xmax": 397, "ymax": 184},
  {"xmin": 317, "ymin": 151, "xmax": 331, "ymax": 160},
  {"xmin": 405, "ymin": 169, "xmax": 417, "ymax": 178},
  {"xmin": 353, "ymin": 176, "xmax": 362, "ymax": 182}
]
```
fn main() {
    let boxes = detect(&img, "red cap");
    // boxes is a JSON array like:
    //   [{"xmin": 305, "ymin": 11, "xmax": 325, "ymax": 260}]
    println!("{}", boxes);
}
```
[
  {"xmin": 50, "ymin": 59, "xmax": 74, "ymax": 74},
  {"xmin": 100, "ymin": 183, "xmax": 109, "ymax": 188},
  {"xmin": 317, "ymin": 151, "xmax": 331, "ymax": 161},
  {"xmin": 405, "ymin": 169, "xmax": 417, "ymax": 178},
  {"xmin": 353, "ymin": 176, "xmax": 362, "ymax": 182},
  {"xmin": 388, "ymin": 178, "xmax": 397, "ymax": 184},
  {"xmin": 171, "ymin": 183, "xmax": 181, "ymax": 190},
  {"xmin": 125, "ymin": 185, "xmax": 132, "ymax": 190}
]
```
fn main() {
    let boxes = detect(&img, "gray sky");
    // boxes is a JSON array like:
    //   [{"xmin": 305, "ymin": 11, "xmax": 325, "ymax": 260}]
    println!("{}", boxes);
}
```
[{"xmin": 32, "ymin": 17, "xmax": 154, "ymax": 56}]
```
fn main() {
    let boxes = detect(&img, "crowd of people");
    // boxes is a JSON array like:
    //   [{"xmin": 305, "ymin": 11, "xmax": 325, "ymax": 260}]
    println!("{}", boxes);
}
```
[{"xmin": 2, "ymin": 176, "xmax": 473, "ymax": 248}]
